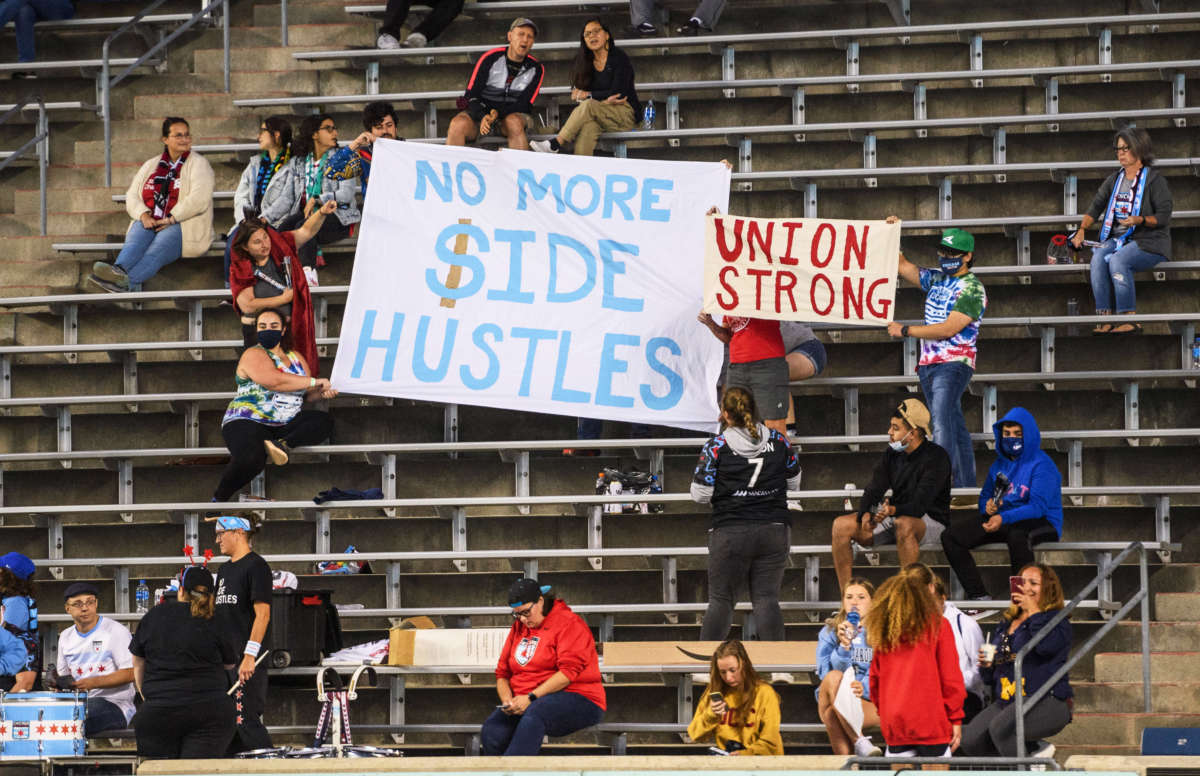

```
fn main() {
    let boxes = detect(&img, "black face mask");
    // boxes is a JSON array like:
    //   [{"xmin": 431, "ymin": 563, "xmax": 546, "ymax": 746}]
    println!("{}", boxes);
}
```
[{"xmin": 256, "ymin": 329, "xmax": 284, "ymax": 349}]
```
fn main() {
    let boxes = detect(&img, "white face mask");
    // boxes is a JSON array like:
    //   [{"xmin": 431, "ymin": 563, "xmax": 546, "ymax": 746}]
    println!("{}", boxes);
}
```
[{"xmin": 888, "ymin": 429, "xmax": 912, "ymax": 452}]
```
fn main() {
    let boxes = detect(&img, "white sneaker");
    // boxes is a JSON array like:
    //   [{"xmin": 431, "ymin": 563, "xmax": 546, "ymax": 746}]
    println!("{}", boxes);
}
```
[
  {"xmin": 529, "ymin": 139, "xmax": 557, "ymax": 153},
  {"xmin": 376, "ymin": 32, "xmax": 400, "ymax": 49},
  {"xmin": 769, "ymin": 672, "xmax": 794, "ymax": 685},
  {"xmin": 690, "ymin": 672, "xmax": 709, "ymax": 684},
  {"xmin": 786, "ymin": 500, "xmax": 804, "ymax": 511},
  {"xmin": 303, "ymin": 266, "xmax": 319, "ymax": 287},
  {"xmin": 854, "ymin": 736, "xmax": 882, "ymax": 757},
  {"xmin": 401, "ymin": 31, "xmax": 427, "ymax": 48},
  {"xmin": 1031, "ymin": 741, "xmax": 1055, "ymax": 760}
]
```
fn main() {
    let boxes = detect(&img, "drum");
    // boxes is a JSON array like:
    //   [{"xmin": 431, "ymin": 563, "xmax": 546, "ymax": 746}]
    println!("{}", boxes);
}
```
[
  {"xmin": 0, "ymin": 691, "xmax": 86, "ymax": 760},
  {"xmin": 344, "ymin": 745, "xmax": 402, "ymax": 757},
  {"xmin": 235, "ymin": 747, "xmax": 292, "ymax": 759},
  {"xmin": 282, "ymin": 746, "xmax": 328, "ymax": 758}
]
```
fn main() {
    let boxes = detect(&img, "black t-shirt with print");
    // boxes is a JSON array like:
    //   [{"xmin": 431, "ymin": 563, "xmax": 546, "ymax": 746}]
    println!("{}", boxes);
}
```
[
  {"xmin": 131, "ymin": 600, "xmax": 238, "ymax": 703},
  {"xmin": 215, "ymin": 552, "xmax": 273, "ymax": 650}
]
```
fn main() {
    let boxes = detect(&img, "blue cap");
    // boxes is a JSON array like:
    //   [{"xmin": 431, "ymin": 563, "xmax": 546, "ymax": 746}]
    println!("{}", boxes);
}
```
[
  {"xmin": 0, "ymin": 552, "xmax": 35, "ymax": 581},
  {"xmin": 214, "ymin": 515, "xmax": 252, "ymax": 532}
]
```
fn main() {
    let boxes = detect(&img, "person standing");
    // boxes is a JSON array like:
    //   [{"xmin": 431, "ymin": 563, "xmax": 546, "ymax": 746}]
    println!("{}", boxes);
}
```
[
  {"xmin": 0, "ymin": 0, "xmax": 75, "ymax": 74},
  {"xmin": 54, "ymin": 582, "xmax": 136, "ymax": 734},
  {"xmin": 905, "ymin": 563, "xmax": 985, "ymax": 722},
  {"xmin": 0, "ymin": 552, "xmax": 39, "ymax": 691},
  {"xmin": 212, "ymin": 515, "xmax": 273, "ymax": 753},
  {"xmin": 887, "ymin": 224, "xmax": 987, "ymax": 494},
  {"xmin": 691, "ymin": 386, "xmax": 801, "ymax": 643},
  {"xmin": 1071, "ymin": 127, "xmax": 1172, "ymax": 334},
  {"xmin": 130, "ymin": 566, "xmax": 238, "ymax": 758}
]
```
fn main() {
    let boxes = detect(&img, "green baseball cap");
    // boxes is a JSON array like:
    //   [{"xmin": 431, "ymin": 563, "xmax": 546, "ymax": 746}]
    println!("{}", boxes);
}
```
[{"xmin": 939, "ymin": 228, "xmax": 974, "ymax": 254}]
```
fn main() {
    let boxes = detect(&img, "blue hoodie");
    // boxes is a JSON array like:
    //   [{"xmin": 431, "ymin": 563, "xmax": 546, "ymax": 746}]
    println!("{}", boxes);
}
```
[{"xmin": 978, "ymin": 407, "xmax": 1063, "ymax": 537}]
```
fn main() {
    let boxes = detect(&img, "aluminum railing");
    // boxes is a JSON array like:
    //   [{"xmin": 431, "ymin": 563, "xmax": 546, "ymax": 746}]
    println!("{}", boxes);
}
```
[
  {"xmin": 1013, "ymin": 540, "xmax": 1152, "ymax": 757},
  {"xmin": 101, "ymin": 0, "xmax": 230, "ymax": 186},
  {"xmin": 0, "ymin": 94, "xmax": 48, "ymax": 235}
]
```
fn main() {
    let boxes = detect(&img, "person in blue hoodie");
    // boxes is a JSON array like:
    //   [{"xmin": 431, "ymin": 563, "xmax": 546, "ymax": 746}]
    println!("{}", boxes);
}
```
[
  {"xmin": 941, "ymin": 408, "xmax": 1063, "ymax": 601},
  {"xmin": 0, "ymin": 551, "xmax": 38, "ymax": 691}
]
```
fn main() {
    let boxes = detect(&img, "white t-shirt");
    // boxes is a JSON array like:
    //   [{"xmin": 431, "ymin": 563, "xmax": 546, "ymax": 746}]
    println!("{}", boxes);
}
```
[
  {"xmin": 943, "ymin": 601, "xmax": 984, "ymax": 699},
  {"xmin": 56, "ymin": 617, "xmax": 136, "ymax": 722}
]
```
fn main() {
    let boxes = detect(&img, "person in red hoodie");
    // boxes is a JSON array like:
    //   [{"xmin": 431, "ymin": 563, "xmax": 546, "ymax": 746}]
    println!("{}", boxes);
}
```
[
  {"xmin": 481, "ymin": 578, "xmax": 606, "ymax": 755},
  {"xmin": 865, "ymin": 567, "xmax": 965, "ymax": 758}
]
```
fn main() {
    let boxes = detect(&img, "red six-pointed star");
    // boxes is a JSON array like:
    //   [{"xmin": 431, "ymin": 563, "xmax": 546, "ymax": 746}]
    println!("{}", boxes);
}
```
[
  {"xmin": 75, "ymin": 668, "xmax": 84, "ymax": 676},
  {"xmin": 49, "ymin": 725, "xmax": 59, "ymax": 734},
  {"xmin": 36, "ymin": 724, "xmax": 45, "ymax": 734},
  {"xmin": 96, "ymin": 665, "xmax": 106, "ymax": 673}
]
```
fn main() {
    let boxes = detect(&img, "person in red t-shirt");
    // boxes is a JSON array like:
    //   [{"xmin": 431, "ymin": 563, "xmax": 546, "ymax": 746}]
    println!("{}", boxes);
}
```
[
  {"xmin": 481, "ymin": 578, "xmax": 606, "ymax": 755},
  {"xmin": 865, "ymin": 567, "xmax": 965, "ymax": 759}
]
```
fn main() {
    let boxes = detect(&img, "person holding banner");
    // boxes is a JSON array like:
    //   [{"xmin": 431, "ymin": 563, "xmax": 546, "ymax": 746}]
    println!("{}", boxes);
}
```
[
  {"xmin": 1070, "ymin": 127, "xmax": 1172, "ymax": 335},
  {"xmin": 447, "ymin": 18, "xmax": 543, "ymax": 151},
  {"xmin": 691, "ymin": 387, "xmax": 801, "ymax": 644},
  {"xmin": 886, "ymin": 225, "xmax": 985, "ymax": 493}
]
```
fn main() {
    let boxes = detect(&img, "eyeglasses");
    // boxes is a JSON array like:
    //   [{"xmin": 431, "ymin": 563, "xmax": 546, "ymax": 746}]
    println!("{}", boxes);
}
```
[
  {"xmin": 1114, "ymin": 144, "xmax": 1131, "ymax": 152},
  {"xmin": 512, "ymin": 604, "xmax": 536, "ymax": 620},
  {"xmin": 67, "ymin": 598, "xmax": 97, "ymax": 610},
  {"xmin": 319, "ymin": 125, "xmax": 337, "ymax": 133},
  {"xmin": 168, "ymin": 133, "xmax": 192, "ymax": 139}
]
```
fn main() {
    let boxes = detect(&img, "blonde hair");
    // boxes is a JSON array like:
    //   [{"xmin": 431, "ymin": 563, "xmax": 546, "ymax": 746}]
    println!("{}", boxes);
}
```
[
  {"xmin": 825, "ymin": 576, "xmax": 875, "ymax": 631},
  {"xmin": 706, "ymin": 640, "xmax": 772, "ymax": 730},
  {"xmin": 1003, "ymin": 562, "xmax": 1065, "ymax": 621},
  {"xmin": 720, "ymin": 386, "xmax": 760, "ymax": 443},
  {"xmin": 187, "ymin": 585, "xmax": 215, "ymax": 619},
  {"xmin": 864, "ymin": 569, "xmax": 941, "ymax": 654}
]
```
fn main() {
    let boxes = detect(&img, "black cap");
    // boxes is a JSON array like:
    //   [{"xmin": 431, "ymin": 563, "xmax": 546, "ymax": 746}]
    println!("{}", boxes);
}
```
[
  {"xmin": 181, "ymin": 566, "xmax": 214, "ymax": 592},
  {"xmin": 507, "ymin": 577, "xmax": 550, "ymax": 608},
  {"xmin": 63, "ymin": 582, "xmax": 100, "ymax": 602}
]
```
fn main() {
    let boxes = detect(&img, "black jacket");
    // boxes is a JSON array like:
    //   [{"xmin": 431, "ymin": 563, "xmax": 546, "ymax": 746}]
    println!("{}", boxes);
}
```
[
  {"xmin": 1085, "ymin": 166, "xmax": 1173, "ymax": 259},
  {"xmin": 464, "ymin": 47, "xmax": 544, "ymax": 120},
  {"xmin": 858, "ymin": 439, "xmax": 952, "ymax": 526},
  {"xmin": 580, "ymin": 47, "xmax": 641, "ymax": 122}
]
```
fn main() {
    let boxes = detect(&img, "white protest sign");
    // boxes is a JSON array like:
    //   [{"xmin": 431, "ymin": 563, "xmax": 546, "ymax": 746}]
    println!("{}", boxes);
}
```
[
  {"xmin": 331, "ymin": 141, "xmax": 731, "ymax": 431},
  {"xmin": 702, "ymin": 214, "xmax": 900, "ymax": 324}
]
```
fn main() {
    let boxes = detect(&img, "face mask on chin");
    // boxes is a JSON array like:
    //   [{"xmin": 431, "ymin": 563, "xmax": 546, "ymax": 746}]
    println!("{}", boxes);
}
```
[{"xmin": 888, "ymin": 429, "xmax": 912, "ymax": 452}]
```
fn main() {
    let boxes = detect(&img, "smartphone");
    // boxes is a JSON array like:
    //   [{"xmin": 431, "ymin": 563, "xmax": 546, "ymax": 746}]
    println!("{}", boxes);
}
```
[
  {"xmin": 1010, "ymin": 575, "xmax": 1025, "ymax": 595},
  {"xmin": 709, "ymin": 692, "xmax": 723, "ymax": 704}
]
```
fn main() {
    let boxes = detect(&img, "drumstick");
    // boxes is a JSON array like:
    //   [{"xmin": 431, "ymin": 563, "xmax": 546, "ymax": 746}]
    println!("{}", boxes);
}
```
[{"xmin": 227, "ymin": 651, "xmax": 271, "ymax": 696}]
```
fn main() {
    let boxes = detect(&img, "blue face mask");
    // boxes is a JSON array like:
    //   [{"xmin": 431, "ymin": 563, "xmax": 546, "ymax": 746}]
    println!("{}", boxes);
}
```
[
  {"xmin": 999, "ymin": 437, "xmax": 1024, "ymax": 459},
  {"xmin": 939, "ymin": 255, "xmax": 964, "ymax": 274},
  {"xmin": 888, "ymin": 430, "xmax": 911, "ymax": 452}
]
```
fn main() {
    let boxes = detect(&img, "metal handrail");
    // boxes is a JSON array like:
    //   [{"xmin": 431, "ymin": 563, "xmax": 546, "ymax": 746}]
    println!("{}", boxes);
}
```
[
  {"xmin": 1013, "ymin": 540, "xmax": 1151, "ymax": 757},
  {"xmin": 101, "ymin": 0, "xmax": 230, "ymax": 186},
  {"xmin": 0, "ymin": 94, "xmax": 48, "ymax": 235},
  {"xmin": 845, "ymin": 756, "xmax": 1061, "ymax": 770}
]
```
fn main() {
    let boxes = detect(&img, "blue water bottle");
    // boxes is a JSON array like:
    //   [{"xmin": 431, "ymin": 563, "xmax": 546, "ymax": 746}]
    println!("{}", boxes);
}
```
[
  {"xmin": 135, "ymin": 580, "xmax": 150, "ymax": 614},
  {"xmin": 846, "ymin": 609, "xmax": 860, "ymax": 632},
  {"xmin": 642, "ymin": 99, "xmax": 655, "ymax": 130},
  {"xmin": 1192, "ymin": 336, "xmax": 1200, "ymax": 369}
]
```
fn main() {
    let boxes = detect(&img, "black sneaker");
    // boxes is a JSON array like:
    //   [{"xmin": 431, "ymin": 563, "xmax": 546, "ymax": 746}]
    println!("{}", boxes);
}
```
[
  {"xmin": 627, "ymin": 22, "xmax": 657, "ymax": 37},
  {"xmin": 675, "ymin": 18, "xmax": 712, "ymax": 35},
  {"xmin": 12, "ymin": 71, "xmax": 38, "ymax": 79}
]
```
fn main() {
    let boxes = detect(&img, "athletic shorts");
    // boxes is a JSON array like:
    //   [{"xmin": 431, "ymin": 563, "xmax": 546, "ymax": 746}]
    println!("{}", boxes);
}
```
[
  {"xmin": 872, "ymin": 515, "xmax": 945, "ymax": 548},
  {"xmin": 787, "ymin": 337, "xmax": 827, "ymax": 375},
  {"xmin": 726, "ymin": 357, "xmax": 789, "ymax": 421}
]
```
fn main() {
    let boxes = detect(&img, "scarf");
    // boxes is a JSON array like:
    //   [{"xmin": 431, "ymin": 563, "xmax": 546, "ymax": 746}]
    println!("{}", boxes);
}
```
[
  {"xmin": 254, "ymin": 148, "xmax": 290, "ymax": 211},
  {"xmin": 1098, "ymin": 165, "xmax": 1147, "ymax": 246},
  {"xmin": 229, "ymin": 227, "xmax": 320, "ymax": 377},
  {"xmin": 142, "ymin": 149, "xmax": 188, "ymax": 219},
  {"xmin": 304, "ymin": 150, "xmax": 330, "ymax": 202}
]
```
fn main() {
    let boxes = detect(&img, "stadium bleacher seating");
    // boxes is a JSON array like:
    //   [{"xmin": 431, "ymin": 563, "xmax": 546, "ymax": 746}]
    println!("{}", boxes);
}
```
[{"xmin": 1, "ymin": 0, "xmax": 1198, "ymax": 762}]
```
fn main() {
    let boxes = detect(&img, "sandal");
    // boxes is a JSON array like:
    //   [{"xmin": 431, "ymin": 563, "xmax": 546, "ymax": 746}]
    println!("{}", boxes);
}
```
[
  {"xmin": 1109, "ymin": 322, "xmax": 1143, "ymax": 335},
  {"xmin": 1091, "ymin": 323, "xmax": 1113, "ymax": 335}
]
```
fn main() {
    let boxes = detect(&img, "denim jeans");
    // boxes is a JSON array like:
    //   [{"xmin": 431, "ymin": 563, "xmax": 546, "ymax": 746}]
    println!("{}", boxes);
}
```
[
  {"xmin": 480, "ymin": 691, "xmax": 604, "ymax": 755},
  {"xmin": 0, "ymin": 0, "xmax": 75, "ymax": 62},
  {"xmin": 700, "ymin": 521, "xmax": 790, "ymax": 641},
  {"xmin": 85, "ymin": 697, "xmax": 129, "ymax": 735},
  {"xmin": 917, "ymin": 361, "xmax": 977, "ymax": 488},
  {"xmin": 1088, "ymin": 238, "xmax": 1165, "ymax": 313},
  {"xmin": 115, "ymin": 222, "xmax": 183, "ymax": 288}
]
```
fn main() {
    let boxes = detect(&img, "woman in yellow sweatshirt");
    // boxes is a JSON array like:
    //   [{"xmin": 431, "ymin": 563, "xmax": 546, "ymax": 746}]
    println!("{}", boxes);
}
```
[{"xmin": 687, "ymin": 640, "xmax": 783, "ymax": 755}]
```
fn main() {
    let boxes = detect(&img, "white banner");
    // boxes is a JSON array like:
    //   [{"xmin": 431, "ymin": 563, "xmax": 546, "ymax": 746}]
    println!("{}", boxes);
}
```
[
  {"xmin": 331, "ymin": 141, "xmax": 731, "ymax": 430},
  {"xmin": 702, "ymin": 214, "xmax": 900, "ymax": 324}
]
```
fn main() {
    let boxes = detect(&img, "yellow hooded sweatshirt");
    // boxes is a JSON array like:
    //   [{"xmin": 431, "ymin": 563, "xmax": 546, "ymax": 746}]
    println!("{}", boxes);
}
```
[{"xmin": 687, "ymin": 682, "xmax": 782, "ymax": 755}]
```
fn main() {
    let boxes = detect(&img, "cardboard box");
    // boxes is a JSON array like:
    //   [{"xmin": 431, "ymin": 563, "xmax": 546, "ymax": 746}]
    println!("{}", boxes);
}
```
[
  {"xmin": 600, "ymin": 641, "xmax": 817, "ymax": 668},
  {"xmin": 388, "ymin": 618, "xmax": 511, "ymax": 666}
]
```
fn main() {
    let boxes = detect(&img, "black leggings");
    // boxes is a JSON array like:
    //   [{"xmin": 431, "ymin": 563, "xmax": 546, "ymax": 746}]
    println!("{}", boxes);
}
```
[
  {"xmin": 941, "ymin": 516, "xmax": 1058, "ymax": 599},
  {"xmin": 213, "ymin": 413, "xmax": 333, "ymax": 501}
]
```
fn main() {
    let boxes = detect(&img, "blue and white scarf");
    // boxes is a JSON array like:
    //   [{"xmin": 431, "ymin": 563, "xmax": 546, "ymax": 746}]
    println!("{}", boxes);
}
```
[{"xmin": 1098, "ymin": 166, "xmax": 1147, "ymax": 247}]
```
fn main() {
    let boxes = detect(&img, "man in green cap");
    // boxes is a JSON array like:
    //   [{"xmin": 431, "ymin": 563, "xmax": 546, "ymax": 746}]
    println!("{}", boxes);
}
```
[{"xmin": 886, "ymin": 225, "xmax": 987, "ymax": 494}]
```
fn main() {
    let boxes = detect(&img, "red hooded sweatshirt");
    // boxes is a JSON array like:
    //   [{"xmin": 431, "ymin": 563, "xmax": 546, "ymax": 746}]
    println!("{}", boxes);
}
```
[
  {"xmin": 869, "ymin": 616, "xmax": 965, "ymax": 748},
  {"xmin": 495, "ymin": 599, "xmax": 605, "ymax": 710}
]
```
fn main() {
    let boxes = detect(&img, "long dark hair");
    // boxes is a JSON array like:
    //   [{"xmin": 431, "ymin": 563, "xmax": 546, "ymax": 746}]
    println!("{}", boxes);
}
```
[
  {"xmin": 294, "ymin": 114, "xmax": 333, "ymax": 159},
  {"xmin": 571, "ymin": 18, "xmax": 615, "ymax": 91},
  {"xmin": 231, "ymin": 211, "xmax": 270, "ymax": 262},
  {"xmin": 262, "ymin": 115, "xmax": 293, "ymax": 155},
  {"xmin": 0, "ymin": 568, "xmax": 33, "ymax": 599}
]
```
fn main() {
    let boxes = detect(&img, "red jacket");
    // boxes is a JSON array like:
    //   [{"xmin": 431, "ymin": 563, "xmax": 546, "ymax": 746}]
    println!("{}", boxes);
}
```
[
  {"xmin": 869, "ymin": 617, "xmax": 965, "ymax": 748},
  {"xmin": 495, "ymin": 599, "xmax": 605, "ymax": 710}
]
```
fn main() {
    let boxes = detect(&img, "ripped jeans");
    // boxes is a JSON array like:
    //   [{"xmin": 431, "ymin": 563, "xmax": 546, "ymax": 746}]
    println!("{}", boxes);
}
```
[{"xmin": 1089, "ymin": 238, "xmax": 1165, "ymax": 313}]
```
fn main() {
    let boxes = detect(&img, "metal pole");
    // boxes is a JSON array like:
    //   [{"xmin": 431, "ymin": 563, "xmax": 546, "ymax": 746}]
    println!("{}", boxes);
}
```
[
  {"xmin": 37, "ymin": 103, "xmax": 47, "ymax": 236},
  {"xmin": 1014, "ymin": 650, "xmax": 1026, "ymax": 759},
  {"xmin": 222, "ymin": 0, "xmax": 230, "ymax": 93},
  {"xmin": 281, "ymin": 0, "xmax": 288, "ymax": 46},
  {"xmin": 102, "ymin": 43, "xmax": 112, "ymax": 187},
  {"xmin": 1139, "ymin": 546, "xmax": 1151, "ymax": 713}
]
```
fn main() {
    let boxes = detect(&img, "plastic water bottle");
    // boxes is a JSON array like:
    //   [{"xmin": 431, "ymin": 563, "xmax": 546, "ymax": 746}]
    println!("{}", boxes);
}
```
[
  {"xmin": 846, "ymin": 610, "xmax": 861, "ymax": 635},
  {"xmin": 843, "ymin": 483, "xmax": 855, "ymax": 512},
  {"xmin": 642, "ymin": 100, "xmax": 655, "ymax": 130},
  {"xmin": 1192, "ymin": 336, "xmax": 1200, "ymax": 369},
  {"xmin": 135, "ymin": 580, "xmax": 150, "ymax": 614}
]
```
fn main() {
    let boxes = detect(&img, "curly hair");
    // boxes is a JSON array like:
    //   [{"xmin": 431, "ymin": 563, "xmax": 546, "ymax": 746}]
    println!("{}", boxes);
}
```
[
  {"xmin": 0, "ymin": 568, "xmax": 33, "ymax": 598},
  {"xmin": 720, "ymin": 386, "xmax": 760, "ymax": 442},
  {"xmin": 864, "ymin": 570, "xmax": 941, "ymax": 654},
  {"xmin": 706, "ymin": 640, "xmax": 771, "ymax": 730}
]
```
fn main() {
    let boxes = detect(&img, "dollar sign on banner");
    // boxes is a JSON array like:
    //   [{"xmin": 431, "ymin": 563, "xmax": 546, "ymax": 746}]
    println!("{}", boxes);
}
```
[{"xmin": 440, "ymin": 217, "xmax": 471, "ymax": 308}]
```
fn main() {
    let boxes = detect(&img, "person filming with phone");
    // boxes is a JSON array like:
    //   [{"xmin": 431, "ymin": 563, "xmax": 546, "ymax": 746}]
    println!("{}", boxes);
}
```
[
  {"xmin": 942, "ymin": 408, "xmax": 1062, "ymax": 604},
  {"xmin": 688, "ymin": 640, "xmax": 781, "ymax": 755},
  {"xmin": 961, "ymin": 563, "xmax": 1072, "ymax": 759}
]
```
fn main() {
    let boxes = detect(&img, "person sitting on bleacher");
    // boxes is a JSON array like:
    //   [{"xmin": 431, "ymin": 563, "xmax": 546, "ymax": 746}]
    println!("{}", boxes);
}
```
[
  {"xmin": 53, "ymin": 582, "xmax": 136, "ymax": 735},
  {"xmin": 830, "ymin": 399, "xmax": 951, "ymax": 592},
  {"xmin": 325, "ymin": 101, "xmax": 403, "ymax": 196},
  {"xmin": 941, "ymin": 408, "xmax": 1062, "ymax": 604},
  {"xmin": 482, "ymin": 577, "xmax": 606, "ymax": 756},
  {"xmin": 211, "ymin": 308, "xmax": 337, "ymax": 504},
  {"xmin": 224, "ymin": 116, "xmax": 297, "ymax": 289},
  {"xmin": 628, "ymin": 0, "xmax": 722, "ymax": 36},
  {"xmin": 885, "ymin": 222, "xmax": 986, "ymax": 497},
  {"xmin": 0, "ymin": 0, "xmax": 75, "ymax": 76},
  {"xmin": 0, "ymin": 552, "xmax": 39, "ymax": 692},
  {"xmin": 687, "ymin": 639, "xmax": 782, "ymax": 755},
  {"xmin": 282, "ymin": 114, "xmax": 361, "ymax": 286},
  {"xmin": 530, "ymin": 19, "xmax": 640, "ymax": 156},
  {"xmin": 446, "ymin": 18, "xmax": 543, "ymax": 152},
  {"xmin": 375, "ymin": 0, "xmax": 462, "ymax": 49},
  {"xmin": 90, "ymin": 117, "xmax": 214, "ymax": 293},
  {"xmin": 962, "ymin": 563, "xmax": 1070, "ymax": 760},
  {"xmin": 816, "ymin": 577, "xmax": 881, "ymax": 757},
  {"xmin": 1071, "ymin": 127, "xmax": 1173, "ymax": 335}
]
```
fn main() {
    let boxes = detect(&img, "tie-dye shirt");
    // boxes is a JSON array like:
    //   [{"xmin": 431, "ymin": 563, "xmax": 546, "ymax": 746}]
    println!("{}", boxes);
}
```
[
  {"xmin": 222, "ymin": 347, "xmax": 307, "ymax": 426},
  {"xmin": 918, "ymin": 268, "xmax": 987, "ymax": 368}
]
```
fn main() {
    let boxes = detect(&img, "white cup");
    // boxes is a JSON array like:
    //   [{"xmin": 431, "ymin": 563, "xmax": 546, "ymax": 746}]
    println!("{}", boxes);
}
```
[{"xmin": 980, "ymin": 644, "xmax": 996, "ymax": 663}]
